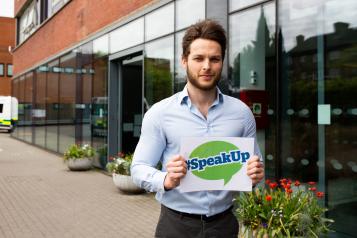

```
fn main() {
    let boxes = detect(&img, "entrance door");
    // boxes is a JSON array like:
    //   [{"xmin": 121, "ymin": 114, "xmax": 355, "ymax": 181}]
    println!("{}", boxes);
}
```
[{"xmin": 119, "ymin": 54, "xmax": 143, "ymax": 154}]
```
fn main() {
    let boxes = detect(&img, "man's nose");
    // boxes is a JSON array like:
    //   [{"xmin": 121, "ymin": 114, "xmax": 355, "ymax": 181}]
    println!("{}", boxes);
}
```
[{"xmin": 202, "ymin": 59, "xmax": 210, "ymax": 70}]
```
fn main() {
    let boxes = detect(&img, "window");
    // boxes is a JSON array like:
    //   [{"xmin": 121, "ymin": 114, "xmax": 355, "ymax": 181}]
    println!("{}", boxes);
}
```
[
  {"xmin": 49, "ymin": 0, "xmax": 70, "ymax": 15},
  {"xmin": 7, "ymin": 64, "xmax": 13, "ymax": 77},
  {"xmin": 0, "ymin": 104, "xmax": 3, "ymax": 113},
  {"xmin": 0, "ymin": 64, "xmax": 4, "ymax": 76},
  {"xmin": 19, "ymin": 0, "xmax": 38, "ymax": 43}
]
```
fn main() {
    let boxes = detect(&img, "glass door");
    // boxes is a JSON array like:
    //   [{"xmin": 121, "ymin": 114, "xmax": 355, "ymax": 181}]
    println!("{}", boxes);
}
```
[{"xmin": 119, "ymin": 54, "xmax": 143, "ymax": 154}]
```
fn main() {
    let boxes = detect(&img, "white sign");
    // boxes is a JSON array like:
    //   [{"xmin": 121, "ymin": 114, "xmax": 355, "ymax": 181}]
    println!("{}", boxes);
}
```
[{"xmin": 178, "ymin": 137, "xmax": 253, "ymax": 193}]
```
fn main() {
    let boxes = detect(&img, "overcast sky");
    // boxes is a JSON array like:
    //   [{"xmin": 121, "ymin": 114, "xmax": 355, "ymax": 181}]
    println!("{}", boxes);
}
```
[{"xmin": 0, "ymin": 0, "xmax": 14, "ymax": 17}]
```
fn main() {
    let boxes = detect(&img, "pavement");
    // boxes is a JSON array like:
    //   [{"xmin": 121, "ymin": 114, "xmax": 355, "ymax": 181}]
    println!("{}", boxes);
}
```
[{"xmin": 0, "ymin": 132, "xmax": 160, "ymax": 238}]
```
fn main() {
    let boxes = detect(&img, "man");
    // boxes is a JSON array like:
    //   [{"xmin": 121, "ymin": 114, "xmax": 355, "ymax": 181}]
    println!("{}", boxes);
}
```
[{"xmin": 131, "ymin": 19, "xmax": 264, "ymax": 238}]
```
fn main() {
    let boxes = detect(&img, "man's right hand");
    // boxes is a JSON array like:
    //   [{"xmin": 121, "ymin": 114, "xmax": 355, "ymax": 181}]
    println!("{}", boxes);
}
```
[{"xmin": 164, "ymin": 155, "xmax": 187, "ymax": 190}]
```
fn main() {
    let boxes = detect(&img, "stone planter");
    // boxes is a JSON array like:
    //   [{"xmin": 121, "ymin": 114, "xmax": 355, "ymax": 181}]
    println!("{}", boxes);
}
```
[
  {"xmin": 67, "ymin": 157, "xmax": 93, "ymax": 171},
  {"xmin": 112, "ymin": 173, "xmax": 145, "ymax": 194}
]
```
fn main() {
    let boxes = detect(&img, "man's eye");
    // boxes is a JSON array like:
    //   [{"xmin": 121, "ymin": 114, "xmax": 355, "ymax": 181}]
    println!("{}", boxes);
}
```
[
  {"xmin": 193, "ymin": 58, "xmax": 203, "ymax": 61},
  {"xmin": 211, "ymin": 58, "xmax": 221, "ymax": 62}
]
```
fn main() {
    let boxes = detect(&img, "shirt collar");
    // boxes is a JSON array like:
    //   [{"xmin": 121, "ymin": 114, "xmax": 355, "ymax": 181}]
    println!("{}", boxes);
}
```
[{"xmin": 178, "ymin": 85, "xmax": 224, "ymax": 107}]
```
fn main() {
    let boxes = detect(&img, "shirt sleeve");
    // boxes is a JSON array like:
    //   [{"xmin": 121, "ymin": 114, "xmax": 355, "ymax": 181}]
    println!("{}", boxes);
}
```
[{"xmin": 131, "ymin": 105, "xmax": 168, "ymax": 193}]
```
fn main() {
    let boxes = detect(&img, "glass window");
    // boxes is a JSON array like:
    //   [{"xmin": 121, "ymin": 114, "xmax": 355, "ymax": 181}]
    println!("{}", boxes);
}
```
[
  {"xmin": 0, "ymin": 64, "xmax": 4, "ymax": 76},
  {"xmin": 229, "ymin": 0, "xmax": 266, "ymax": 12},
  {"xmin": 78, "ymin": 43, "xmax": 93, "ymax": 146},
  {"xmin": 24, "ymin": 72, "xmax": 34, "ymax": 143},
  {"xmin": 46, "ymin": 59, "xmax": 59, "ymax": 152},
  {"xmin": 279, "ymin": 0, "xmax": 357, "ymax": 236},
  {"xmin": 176, "ymin": 0, "xmax": 205, "ymax": 31},
  {"xmin": 93, "ymin": 34, "xmax": 109, "ymax": 58},
  {"xmin": 145, "ymin": 3, "xmax": 174, "ymax": 41},
  {"xmin": 174, "ymin": 31, "xmax": 186, "ymax": 91},
  {"xmin": 12, "ymin": 78, "xmax": 20, "ymax": 138},
  {"xmin": 110, "ymin": 17, "xmax": 144, "ymax": 53},
  {"xmin": 144, "ymin": 35, "xmax": 174, "ymax": 108},
  {"xmin": 58, "ymin": 52, "xmax": 76, "ymax": 153},
  {"xmin": 7, "ymin": 64, "xmax": 13, "ymax": 77},
  {"xmin": 34, "ymin": 65, "xmax": 47, "ymax": 147},
  {"xmin": 92, "ymin": 55, "xmax": 108, "ymax": 169},
  {"xmin": 19, "ymin": 0, "xmax": 38, "ymax": 43},
  {"xmin": 229, "ymin": 3, "xmax": 276, "ymax": 178}
]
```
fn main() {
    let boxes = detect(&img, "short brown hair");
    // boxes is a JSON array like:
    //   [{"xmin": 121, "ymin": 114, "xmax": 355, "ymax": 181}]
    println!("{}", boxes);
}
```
[{"xmin": 182, "ymin": 19, "xmax": 226, "ymax": 60}]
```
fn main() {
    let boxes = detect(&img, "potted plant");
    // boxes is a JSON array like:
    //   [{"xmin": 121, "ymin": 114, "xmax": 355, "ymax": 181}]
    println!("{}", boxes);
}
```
[
  {"xmin": 235, "ymin": 179, "xmax": 334, "ymax": 238},
  {"xmin": 106, "ymin": 152, "xmax": 145, "ymax": 194},
  {"xmin": 63, "ymin": 144, "xmax": 95, "ymax": 171}
]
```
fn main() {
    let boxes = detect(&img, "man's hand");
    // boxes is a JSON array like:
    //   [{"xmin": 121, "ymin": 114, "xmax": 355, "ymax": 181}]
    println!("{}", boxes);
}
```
[
  {"xmin": 164, "ymin": 155, "xmax": 187, "ymax": 190},
  {"xmin": 247, "ymin": 155, "xmax": 264, "ymax": 186}
]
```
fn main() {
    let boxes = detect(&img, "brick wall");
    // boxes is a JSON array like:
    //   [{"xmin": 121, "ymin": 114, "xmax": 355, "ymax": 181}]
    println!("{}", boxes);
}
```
[
  {"xmin": 0, "ymin": 17, "xmax": 15, "ymax": 96},
  {"xmin": 13, "ymin": 0, "xmax": 155, "ymax": 76}
]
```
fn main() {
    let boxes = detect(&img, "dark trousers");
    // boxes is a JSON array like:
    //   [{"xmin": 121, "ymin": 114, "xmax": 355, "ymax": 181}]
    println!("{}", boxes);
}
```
[{"xmin": 155, "ymin": 205, "xmax": 239, "ymax": 238}]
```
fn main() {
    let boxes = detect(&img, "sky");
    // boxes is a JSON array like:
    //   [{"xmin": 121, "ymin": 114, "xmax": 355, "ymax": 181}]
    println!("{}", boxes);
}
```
[{"xmin": 0, "ymin": 0, "xmax": 14, "ymax": 17}]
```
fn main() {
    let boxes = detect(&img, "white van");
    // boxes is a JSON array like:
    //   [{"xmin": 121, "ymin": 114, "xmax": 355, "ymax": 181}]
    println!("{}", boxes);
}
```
[{"xmin": 0, "ymin": 96, "xmax": 18, "ymax": 132}]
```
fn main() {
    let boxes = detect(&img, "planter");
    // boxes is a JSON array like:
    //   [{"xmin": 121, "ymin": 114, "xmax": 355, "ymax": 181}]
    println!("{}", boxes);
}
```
[
  {"xmin": 67, "ymin": 157, "xmax": 93, "ymax": 171},
  {"xmin": 112, "ymin": 173, "xmax": 145, "ymax": 194}
]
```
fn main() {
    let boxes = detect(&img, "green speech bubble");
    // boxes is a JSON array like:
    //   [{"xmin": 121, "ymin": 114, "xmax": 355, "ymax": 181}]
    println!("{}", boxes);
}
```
[{"xmin": 189, "ymin": 141, "xmax": 243, "ymax": 185}]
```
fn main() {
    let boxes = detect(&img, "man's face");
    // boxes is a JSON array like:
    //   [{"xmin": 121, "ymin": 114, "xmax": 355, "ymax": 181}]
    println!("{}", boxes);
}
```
[{"xmin": 182, "ymin": 38, "xmax": 223, "ymax": 91}]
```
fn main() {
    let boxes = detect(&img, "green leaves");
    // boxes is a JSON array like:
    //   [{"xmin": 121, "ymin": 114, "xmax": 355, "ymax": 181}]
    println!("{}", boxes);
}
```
[
  {"xmin": 63, "ymin": 144, "xmax": 95, "ymax": 161},
  {"xmin": 234, "ymin": 179, "xmax": 334, "ymax": 237}
]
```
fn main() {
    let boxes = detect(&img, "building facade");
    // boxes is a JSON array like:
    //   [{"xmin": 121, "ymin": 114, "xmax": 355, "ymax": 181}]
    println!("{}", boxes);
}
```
[
  {"xmin": 12, "ymin": 0, "xmax": 357, "ymax": 236},
  {"xmin": 0, "ymin": 16, "xmax": 15, "ymax": 95}
]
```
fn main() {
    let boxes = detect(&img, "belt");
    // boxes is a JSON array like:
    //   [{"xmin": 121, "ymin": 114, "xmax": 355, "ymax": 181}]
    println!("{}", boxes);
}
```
[{"xmin": 163, "ymin": 205, "xmax": 233, "ymax": 222}]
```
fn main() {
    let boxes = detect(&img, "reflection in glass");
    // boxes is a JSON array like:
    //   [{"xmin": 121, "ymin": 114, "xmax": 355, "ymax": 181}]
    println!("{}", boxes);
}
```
[
  {"xmin": 78, "ymin": 43, "xmax": 93, "ymax": 146},
  {"xmin": 58, "ymin": 52, "xmax": 76, "ymax": 153},
  {"xmin": 46, "ymin": 60, "xmax": 59, "ymax": 152},
  {"xmin": 145, "ymin": 3, "xmax": 174, "ymax": 41},
  {"xmin": 18, "ymin": 76, "xmax": 26, "ymax": 140},
  {"xmin": 24, "ymin": 72, "xmax": 33, "ymax": 143},
  {"xmin": 279, "ymin": 0, "xmax": 357, "ymax": 235},
  {"xmin": 229, "ymin": 3, "xmax": 276, "ymax": 178},
  {"xmin": 34, "ymin": 67, "xmax": 47, "ymax": 147},
  {"xmin": 145, "ymin": 36, "xmax": 174, "ymax": 108},
  {"xmin": 176, "ymin": 0, "xmax": 205, "ymax": 31},
  {"xmin": 11, "ymin": 79, "xmax": 19, "ymax": 138},
  {"xmin": 174, "ymin": 31, "xmax": 186, "ymax": 91},
  {"xmin": 229, "ymin": 0, "xmax": 265, "ymax": 12},
  {"xmin": 110, "ymin": 18, "xmax": 144, "ymax": 53},
  {"xmin": 92, "ymin": 56, "xmax": 108, "ymax": 168},
  {"xmin": 93, "ymin": 34, "xmax": 108, "ymax": 58}
]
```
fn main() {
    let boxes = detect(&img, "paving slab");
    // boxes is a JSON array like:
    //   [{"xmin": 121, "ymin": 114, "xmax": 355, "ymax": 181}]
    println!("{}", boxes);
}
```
[{"xmin": 0, "ymin": 132, "xmax": 160, "ymax": 238}]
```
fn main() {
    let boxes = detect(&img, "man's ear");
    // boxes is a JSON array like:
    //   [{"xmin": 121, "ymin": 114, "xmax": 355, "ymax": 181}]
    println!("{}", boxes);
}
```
[{"xmin": 181, "ymin": 55, "xmax": 188, "ymax": 70}]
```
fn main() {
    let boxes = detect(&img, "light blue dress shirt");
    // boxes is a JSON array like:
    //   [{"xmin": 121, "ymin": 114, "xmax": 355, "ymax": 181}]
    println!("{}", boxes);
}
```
[{"xmin": 131, "ymin": 86, "xmax": 261, "ymax": 216}]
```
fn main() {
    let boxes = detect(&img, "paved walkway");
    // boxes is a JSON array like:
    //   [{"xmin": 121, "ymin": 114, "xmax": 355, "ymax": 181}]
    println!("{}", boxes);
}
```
[{"xmin": 0, "ymin": 132, "xmax": 160, "ymax": 238}]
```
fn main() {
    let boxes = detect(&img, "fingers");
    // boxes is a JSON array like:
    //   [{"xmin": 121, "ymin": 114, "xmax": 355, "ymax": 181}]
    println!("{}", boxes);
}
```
[
  {"xmin": 247, "ymin": 155, "xmax": 264, "ymax": 185},
  {"xmin": 164, "ymin": 155, "xmax": 187, "ymax": 190}
]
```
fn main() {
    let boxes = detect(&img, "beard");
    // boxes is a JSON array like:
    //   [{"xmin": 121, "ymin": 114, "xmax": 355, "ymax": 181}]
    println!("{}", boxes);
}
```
[{"xmin": 186, "ymin": 65, "xmax": 221, "ymax": 91}]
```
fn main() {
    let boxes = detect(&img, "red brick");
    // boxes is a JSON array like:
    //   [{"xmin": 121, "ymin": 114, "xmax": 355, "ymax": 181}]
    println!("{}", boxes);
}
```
[{"xmin": 13, "ymin": 0, "xmax": 154, "ymax": 76}]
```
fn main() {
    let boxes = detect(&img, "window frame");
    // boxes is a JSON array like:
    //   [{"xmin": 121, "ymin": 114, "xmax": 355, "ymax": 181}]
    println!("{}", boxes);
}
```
[
  {"xmin": 0, "ymin": 63, "xmax": 4, "ymax": 77},
  {"xmin": 7, "ymin": 64, "xmax": 13, "ymax": 77}
]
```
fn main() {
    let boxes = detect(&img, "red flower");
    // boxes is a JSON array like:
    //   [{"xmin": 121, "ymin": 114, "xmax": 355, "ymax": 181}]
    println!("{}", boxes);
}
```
[
  {"xmin": 265, "ymin": 179, "xmax": 271, "ymax": 185},
  {"xmin": 280, "ymin": 178, "xmax": 287, "ymax": 184},
  {"xmin": 286, "ymin": 189, "xmax": 293, "ymax": 194},
  {"xmin": 284, "ymin": 184, "xmax": 291, "ymax": 189},
  {"xmin": 265, "ymin": 195, "xmax": 272, "ymax": 201},
  {"xmin": 308, "ymin": 181, "xmax": 316, "ymax": 186},
  {"xmin": 294, "ymin": 180, "xmax": 301, "ymax": 186},
  {"xmin": 309, "ymin": 187, "xmax": 317, "ymax": 191},
  {"xmin": 269, "ymin": 182, "xmax": 278, "ymax": 189},
  {"xmin": 118, "ymin": 152, "xmax": 125, "ymax": 158},
  {"xmin": 316, "ymin": 191, "xmax": 325, "ymax": 198},
  {"xmin": 109, "ymin": 156, "xmax": 115, "ymax": 161}
]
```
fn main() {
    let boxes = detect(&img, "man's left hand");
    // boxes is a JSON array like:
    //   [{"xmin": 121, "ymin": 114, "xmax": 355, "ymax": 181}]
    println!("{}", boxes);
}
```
[{"xmin": 247, "ymin": 155, "xmax": 264, "ymax": 186}]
